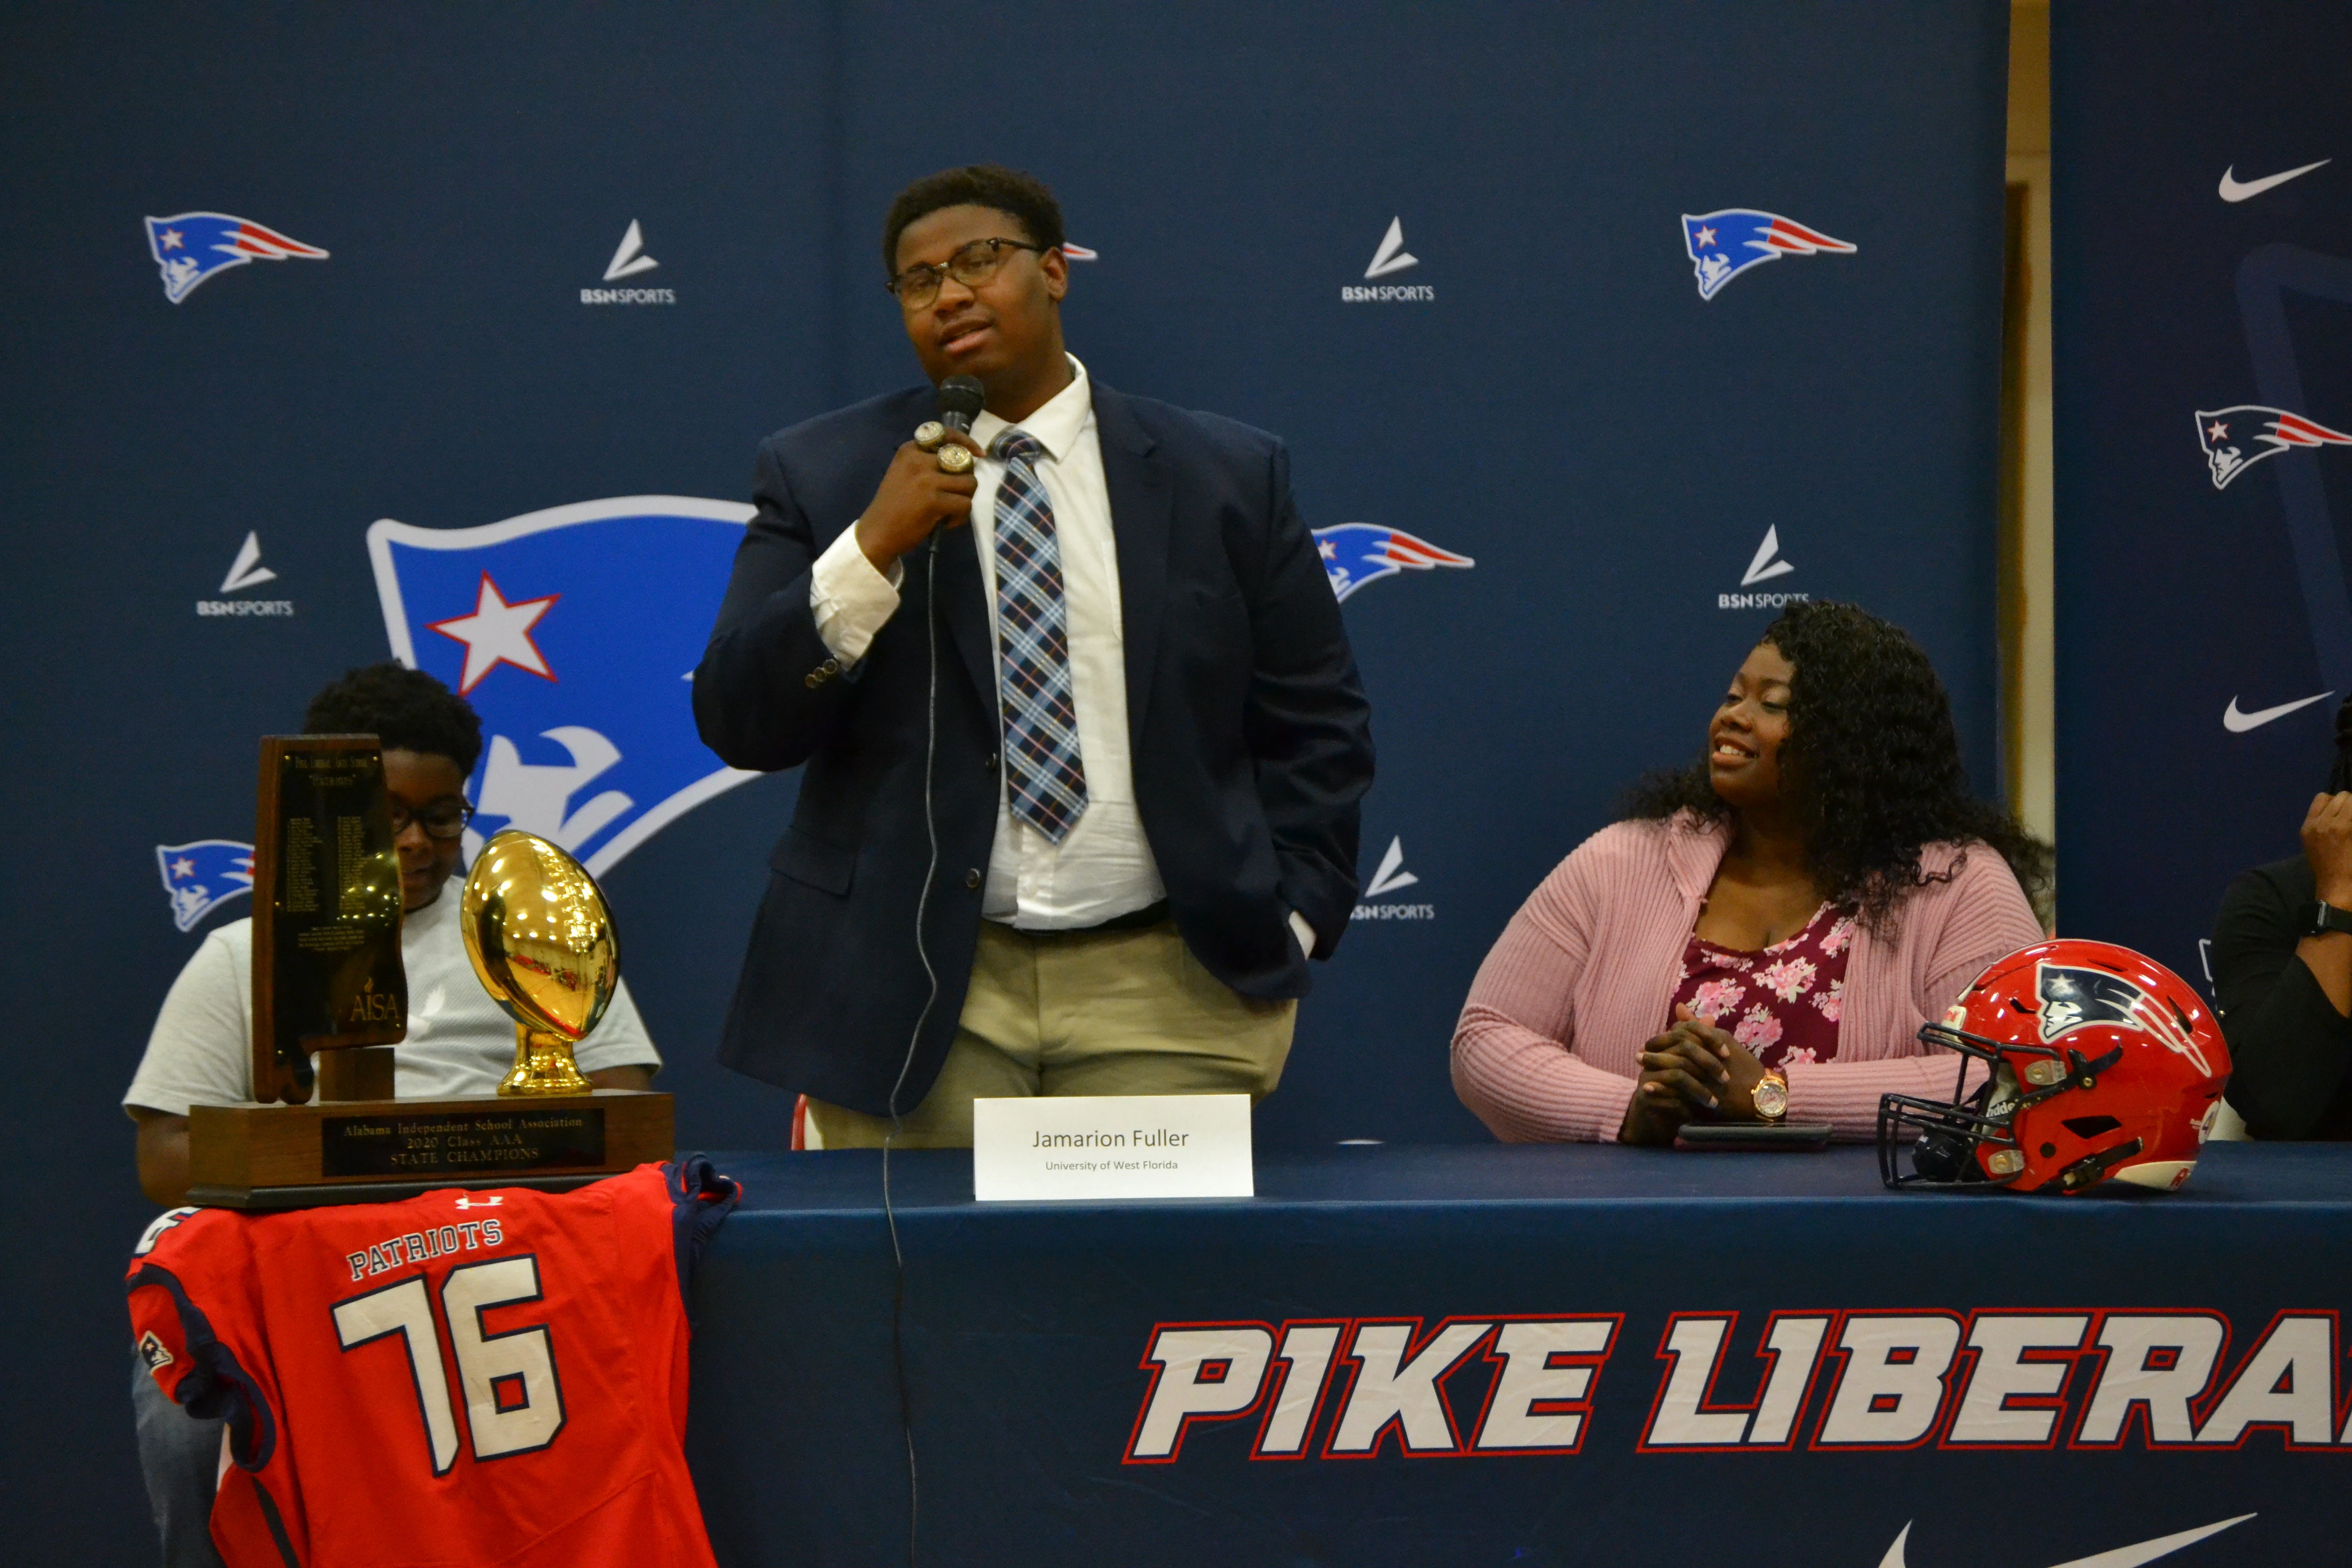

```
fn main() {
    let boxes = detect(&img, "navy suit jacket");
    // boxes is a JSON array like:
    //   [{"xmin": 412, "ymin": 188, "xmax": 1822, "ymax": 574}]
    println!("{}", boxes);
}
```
[{"xmin": 694, "ymin": 381, "xmax": 1375, "ymax": 1114}]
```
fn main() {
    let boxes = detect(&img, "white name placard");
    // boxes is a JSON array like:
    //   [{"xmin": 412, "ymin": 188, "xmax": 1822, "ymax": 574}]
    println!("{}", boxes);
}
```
[{"xmin": 972, "ymin": 1094, "xmax": 1254, "ymax": 1202}]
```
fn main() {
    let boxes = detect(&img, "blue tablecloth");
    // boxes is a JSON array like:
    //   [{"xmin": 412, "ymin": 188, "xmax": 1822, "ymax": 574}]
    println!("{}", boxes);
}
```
[{"xmin": 683, "ymin": 1142, "xmax": 2349, "ymax": 1566}]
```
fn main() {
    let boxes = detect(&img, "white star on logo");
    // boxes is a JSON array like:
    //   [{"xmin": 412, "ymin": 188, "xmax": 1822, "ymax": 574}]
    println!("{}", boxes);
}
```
[
  {"xmin": 1694, "ymin": 225, "xmax": 1717, "ymax": 248},
  {"xmin": 160, "ymin": 228, "xmax": 183, "ymax": 250},
  {"xmin": 428, "ymin": 573, "xmax": 560, "ymax": 695},
  {"xmin": 1318, "ymin": 537, "xmax": 1337, "ymax": 559},
  {"xmin": 169, "ymin": 856, "xmax": 195, "ymax": 878},
  {"xmin": 2206, "ymin": 420, "xmax": 2228, "ymax": 442}
]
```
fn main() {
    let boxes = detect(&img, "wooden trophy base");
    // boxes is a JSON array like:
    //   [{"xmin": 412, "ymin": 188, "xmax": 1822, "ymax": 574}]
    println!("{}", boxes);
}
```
[{"xmin": 188, "ymin": 1089, "xmax": 674, "ymax": 1210}]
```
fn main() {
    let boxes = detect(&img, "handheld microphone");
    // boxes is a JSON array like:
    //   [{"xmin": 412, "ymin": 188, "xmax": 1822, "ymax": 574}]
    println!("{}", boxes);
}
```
[{"xmin": 936, "ymin": 375, "xmax": 986, "ymax": 434}]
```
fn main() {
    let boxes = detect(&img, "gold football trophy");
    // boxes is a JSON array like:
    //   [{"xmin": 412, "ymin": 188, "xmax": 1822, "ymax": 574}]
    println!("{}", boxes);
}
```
[
  {"xmin": 187, "ymin": 739, "xmax": 673, "ymax": 1208},
  {"xmin": 461, "ymin": 830, "xmax": 612, "ymax": 1098}
]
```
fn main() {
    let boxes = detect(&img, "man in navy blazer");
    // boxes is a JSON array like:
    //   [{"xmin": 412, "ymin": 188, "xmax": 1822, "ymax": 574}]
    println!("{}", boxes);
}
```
[{"xmin": 694, "ymin": 165, "xmax": 1374, "ymax": 1146}]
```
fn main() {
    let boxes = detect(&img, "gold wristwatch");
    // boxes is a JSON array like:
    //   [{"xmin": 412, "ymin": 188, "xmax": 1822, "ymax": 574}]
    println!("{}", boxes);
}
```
[{"xmin": 1752, "ymin": 1068, "xmax": 1790, "ymax": 1123}]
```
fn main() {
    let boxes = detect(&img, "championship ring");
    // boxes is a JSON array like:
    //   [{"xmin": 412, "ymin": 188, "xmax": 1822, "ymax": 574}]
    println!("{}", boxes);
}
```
[
  {"xmin": 913, "ymin": 421, "xmax": 946, "ymax": 452},
  {"xmin": 936, "ymin": 445, "xmax": 974, "ymax": 475}
]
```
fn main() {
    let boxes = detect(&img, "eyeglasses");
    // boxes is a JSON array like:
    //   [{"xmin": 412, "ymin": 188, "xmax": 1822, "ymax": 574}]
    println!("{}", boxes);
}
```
[
  {"xmin": 389, "ymin": 798, "xmax": 475, "ymax": 841},
  {"xmin": 886, "ymin": 237, "xmax": 1044, "ymax": 309}
]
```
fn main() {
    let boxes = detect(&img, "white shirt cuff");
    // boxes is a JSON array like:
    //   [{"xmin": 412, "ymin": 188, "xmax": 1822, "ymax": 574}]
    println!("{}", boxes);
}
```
[
  {"xmin": 1289, "ymin": 910, "xmax": 1316, "ymax": 960},
  {"xmin": 810, "ymin": 524, "xmax": 903, "ymax": 665}
]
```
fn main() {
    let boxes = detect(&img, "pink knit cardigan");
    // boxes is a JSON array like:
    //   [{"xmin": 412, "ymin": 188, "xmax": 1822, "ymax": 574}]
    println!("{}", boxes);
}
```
[{"xmin": 1451, "ymin": 814, "xmax": 2045, "ymax": 1143}]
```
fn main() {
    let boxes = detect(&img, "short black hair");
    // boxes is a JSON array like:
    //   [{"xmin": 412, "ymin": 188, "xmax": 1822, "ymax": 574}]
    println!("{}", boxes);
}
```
[
  {"xmin": 881, "ymin": 164, "xmax": 1065, "ymax": 277},
  {"xmin": 303, "ymin": 663, "xmax": 483, "ymax": 777}
]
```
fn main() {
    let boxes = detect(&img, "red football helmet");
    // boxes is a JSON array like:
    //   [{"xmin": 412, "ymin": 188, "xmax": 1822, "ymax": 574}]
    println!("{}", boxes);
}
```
[{"xmin": 1879, "ymin": 939, "xmax": 2231, "ymax": 1194}]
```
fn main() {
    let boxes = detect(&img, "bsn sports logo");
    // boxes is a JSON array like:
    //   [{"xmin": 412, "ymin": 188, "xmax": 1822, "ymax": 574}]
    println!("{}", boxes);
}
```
[
  {"xmin": 2037, "ymin": 962, "xmax": 2212, "ymax": 1075},
  {"xmin": 144, "ymin": 213, "xmax": 327, "ymax": 304},
  {"xmin": 1355, "ymin": 836, "xmax": 1434, "ymax": 922},
  {"xmin": 1719, "ymin": 526, "xmax": 1808, "ymax": 610},
  {"xmin": 156, "ymin": 840, "xmax": 255, "ymax": 932},
  {"xmin": 1342, "ymin": 217, "xmax": 1433, "ymax": 303},
  {"xmin": 2195, "ymin": 405, "xmax": 2352, "ymax": 490},
  {"xmin": 369, "ymin": 496, "xmax": 760, "ymax": 876},
  {"xmin": 1682, "ymin": 210, "xmax": 1855, "ymax": 301},
  {"xmin": 1315, "ymin": 524, "xmax": 1473, "ymax": 603},
  {"xmin": 583, "ymin": 219, "xmax": 675, "ymax": 305},
  {"xmin": 194, "ymin": 532, "xmax": 295, "ymax": 618}
]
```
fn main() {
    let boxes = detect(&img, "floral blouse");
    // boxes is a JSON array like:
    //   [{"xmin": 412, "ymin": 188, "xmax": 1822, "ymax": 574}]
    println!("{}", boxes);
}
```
[{"xmin": 1665, "ymin": 903, "xmax": 1855, "ymax": 1069}]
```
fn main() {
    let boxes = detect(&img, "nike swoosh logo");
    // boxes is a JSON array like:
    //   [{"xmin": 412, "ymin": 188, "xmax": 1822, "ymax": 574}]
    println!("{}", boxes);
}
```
[
  {"xmin": 1879, "ymin": 1513, "xmax": 2253, "ymax": 1568},
  {"xmin": 2219, "ymin": 158, "xmax": 2331, "ymax": 202},
  {"xmin": 2223, "ymin": 691, "xmax": 2334, "ymax": 731}
]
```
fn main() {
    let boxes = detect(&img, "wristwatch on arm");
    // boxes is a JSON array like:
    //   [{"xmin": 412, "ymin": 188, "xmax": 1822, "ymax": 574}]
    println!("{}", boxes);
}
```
[
  {"xmin": 2307, "ymin": 900, "xmax": 2352, "ymax": 939},
  {"xmin": 1751, "ymin": 1068, "xmax": 1790, "ymax": 1123}
]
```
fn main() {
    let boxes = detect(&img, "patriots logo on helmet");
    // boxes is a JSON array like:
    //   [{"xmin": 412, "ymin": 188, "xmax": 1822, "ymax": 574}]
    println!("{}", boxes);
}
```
[
  {"xmin": 155, "ymin": 839, "xmax": 255, "ymax": 933},
  {"xmin": 144, "ymin": 213, "xmax": 329, "ymax": 304},
  {"xmin": 1681, "ymin": 210, "xmax": 1856, "ymax": 301},
  {"xmin": 1313, "ymin": 524, "xmax": 1475, "ymax": 604},
  {"xmin": 2196, "ymin": 405, "xmax": 2352, "ymax": 491},
  {"xmin": 369, "ymin": 496, "xmax": 758, "ymax": 877},
  {"xmin": 2037, "ymin": 962, "xmax": 2212, "ymax": 1075}
]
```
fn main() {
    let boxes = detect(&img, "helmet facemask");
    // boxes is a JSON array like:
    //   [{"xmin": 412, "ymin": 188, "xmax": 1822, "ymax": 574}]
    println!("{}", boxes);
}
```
[{"xmin": 1878, "ymin": 1021, "xmax": 2129, "ymax": 1192}]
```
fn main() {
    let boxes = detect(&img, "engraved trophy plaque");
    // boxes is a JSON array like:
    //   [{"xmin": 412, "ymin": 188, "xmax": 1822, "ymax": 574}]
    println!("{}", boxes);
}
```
[{"xmin": 248, "ymin": 736, "xmax": 407, "ymax": 1105}]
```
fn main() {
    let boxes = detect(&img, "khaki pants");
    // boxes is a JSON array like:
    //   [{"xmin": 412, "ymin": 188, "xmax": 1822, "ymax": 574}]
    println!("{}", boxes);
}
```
[{"xmin": 807, "ymin": 918, "xmax": 1296, "ymax": 1149}]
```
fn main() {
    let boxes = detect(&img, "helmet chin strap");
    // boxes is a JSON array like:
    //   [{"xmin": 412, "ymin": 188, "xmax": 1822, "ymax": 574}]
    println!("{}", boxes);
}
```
[
  {"xmin": 2051, "ymin": 1138, "xmax": 2146, "ymax": 1192},
  {"xmin": 2009, "ymin": 1043, "xmax": 2126, "ymax": 1113}
]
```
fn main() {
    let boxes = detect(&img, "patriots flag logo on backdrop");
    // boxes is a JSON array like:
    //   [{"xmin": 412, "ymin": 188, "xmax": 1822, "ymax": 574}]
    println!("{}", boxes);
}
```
[
  {"xmin": 368, "ymin": 497, "xmax": 758, "ymax": 877},
  {"xmin": 1681, "ymin": 210, "xmax": 1856, "ymax": 301},
  {"xmin": 144, "ymin": 213, "xmax": 328, "ymax": 304},
  {"xmin": 2196, "ymin": 405, "xmax": 2352, "ymax": 491},
  {"xmin": 1314, "ymin": 524, "xmax": 1475, "ymax": 604},
  {"xmin": 155, "ymin": 840, "xmax": 254, "ymax": 933}
]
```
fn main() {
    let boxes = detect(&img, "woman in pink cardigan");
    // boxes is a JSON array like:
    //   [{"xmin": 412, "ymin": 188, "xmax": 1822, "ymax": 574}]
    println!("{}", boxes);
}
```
[{"xmin": 1453, "ymin": 602, "xmax": 2049, "ymax": 1145}]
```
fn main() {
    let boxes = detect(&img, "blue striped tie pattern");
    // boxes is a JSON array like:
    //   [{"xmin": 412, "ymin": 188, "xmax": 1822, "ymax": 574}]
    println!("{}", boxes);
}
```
[{"xmin": 989, "ymin": 431, "xmax": 1088, "ymax": 841}]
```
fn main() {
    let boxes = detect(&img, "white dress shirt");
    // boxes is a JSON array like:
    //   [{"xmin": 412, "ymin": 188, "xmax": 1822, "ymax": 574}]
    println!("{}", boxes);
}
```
[{"xmin": 811, "ymin": 357, "xmax": 1313, "ymax": 952}]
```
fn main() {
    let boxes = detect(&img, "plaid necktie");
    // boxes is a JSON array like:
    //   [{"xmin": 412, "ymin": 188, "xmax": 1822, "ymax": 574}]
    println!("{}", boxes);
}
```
[{"xmin": 989, "ymin": 430, "xmax": 1088, "ymax": 841}]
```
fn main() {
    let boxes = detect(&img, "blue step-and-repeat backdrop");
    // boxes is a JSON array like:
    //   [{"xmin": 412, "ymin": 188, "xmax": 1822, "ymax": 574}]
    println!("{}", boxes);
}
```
[
  {"xmin": 0, "ymin": 4, "xmax": 2008, "ymax": 1558},
  {"xmin": 2053, "ymin": 2, "xmax": 2352, "ymax": 990}
]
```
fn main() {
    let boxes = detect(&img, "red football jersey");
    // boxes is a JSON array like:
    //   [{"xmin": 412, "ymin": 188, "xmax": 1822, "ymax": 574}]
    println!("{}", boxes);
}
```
[{"xmin": 127, "ymin": 1160, "xmax": 738, "ymax": 1568}]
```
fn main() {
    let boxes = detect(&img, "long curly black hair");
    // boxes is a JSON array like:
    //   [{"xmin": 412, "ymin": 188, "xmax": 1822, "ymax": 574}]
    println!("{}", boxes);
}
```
[{"xmin": 1620, "ymin": 600, "xmax": 2051, "ymax": 933}]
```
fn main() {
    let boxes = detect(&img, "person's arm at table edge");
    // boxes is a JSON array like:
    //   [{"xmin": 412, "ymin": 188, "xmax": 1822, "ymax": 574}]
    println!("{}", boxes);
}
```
[
  {"xmin": 2212, "ymin": 862, "xmax": 2352, "ymax": 1140},
  {"xmin": 1451, "ymin": 855, "xmax": 1637, "ymax": 1143}
]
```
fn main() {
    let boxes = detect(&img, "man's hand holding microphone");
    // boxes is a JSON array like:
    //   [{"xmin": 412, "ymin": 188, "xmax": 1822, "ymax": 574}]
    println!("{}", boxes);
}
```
[{"xmin": 855, "ymin": 374, "xmax": 990, "ymax": 575}]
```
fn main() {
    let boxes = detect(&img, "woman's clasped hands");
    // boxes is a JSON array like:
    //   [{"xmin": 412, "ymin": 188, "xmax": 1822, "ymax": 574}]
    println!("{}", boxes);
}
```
[{"xmin": 1619, "ymin": 1003, "xmax": 1767, "ymax": 1145}]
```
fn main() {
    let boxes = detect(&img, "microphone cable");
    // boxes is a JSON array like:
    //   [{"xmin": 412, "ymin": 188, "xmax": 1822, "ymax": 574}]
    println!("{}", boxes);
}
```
[
  {"xmin": 880, "ymin": 525, "xmax": 944, "ymax": 1568},
  {"xmin": 880, "ymin": 379, "xmax": 980, "ymax": 1566}
]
